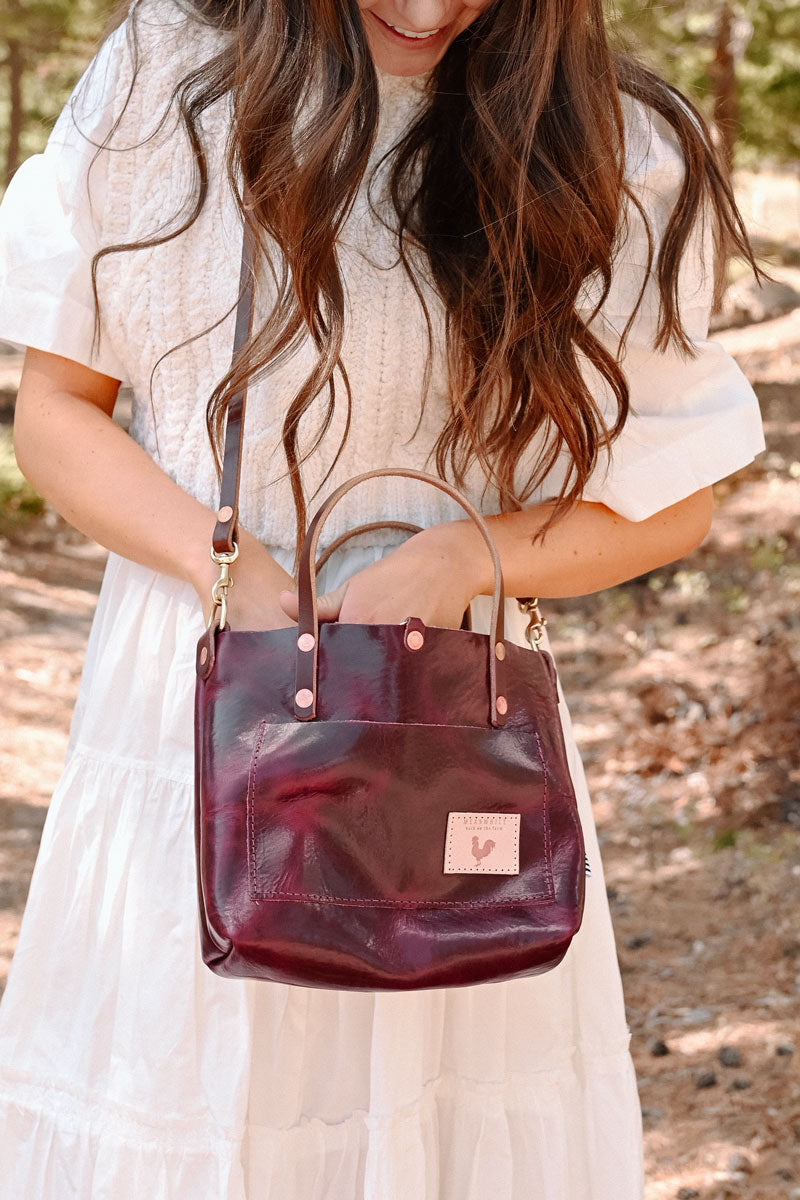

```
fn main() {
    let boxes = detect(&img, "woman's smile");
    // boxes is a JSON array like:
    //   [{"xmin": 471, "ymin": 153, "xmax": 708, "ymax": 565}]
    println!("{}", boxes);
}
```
[
  {"xmin": 360, "ymin": 2, "xmax": 491, "ymax": 74},
  {"xmin": 374, "ymin": 15, "xmax": 444, "ymax": 40},
  {"xmin": 367, "ymin": 11, "xmax": 450, "ymax": 53}
]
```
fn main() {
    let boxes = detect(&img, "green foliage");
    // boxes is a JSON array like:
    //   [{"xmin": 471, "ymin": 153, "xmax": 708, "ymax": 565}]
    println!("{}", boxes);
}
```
[
  {"xmin": 736, "ymin": 1, "xmax": 800, "ymax": 163},
  {"xmin": 721, "ymin": 584, "xmax": 750, "ymax": 613},
  {"xmin": 746, "ymin": 532, "xmax": 789, "ymax": 571},
  {"xmin": 610, "ymin": 0, "xmax": 800, "ymax": 165},
  {"xmin": 0, "ymin": 426, "xmax": 45, "ymax": 527}
]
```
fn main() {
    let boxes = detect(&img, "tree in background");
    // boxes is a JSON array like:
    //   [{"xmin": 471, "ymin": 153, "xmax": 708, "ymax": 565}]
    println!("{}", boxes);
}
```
[
  {"xmin": 0, "ymin": 0, "xmax": 116, "ymax": 187},
  {"xmin": 711, "ymin": 2, "xmax": 740, "ymax": 177},
  {"xmin": 612, "ymin": 0, "xmax": 800, "ymax": 168}
]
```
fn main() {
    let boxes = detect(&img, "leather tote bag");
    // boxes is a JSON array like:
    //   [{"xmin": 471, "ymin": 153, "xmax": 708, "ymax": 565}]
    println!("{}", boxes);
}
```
[{"xmin": 193, "ymin": 229, "xmax": 586, "ymax": 991}]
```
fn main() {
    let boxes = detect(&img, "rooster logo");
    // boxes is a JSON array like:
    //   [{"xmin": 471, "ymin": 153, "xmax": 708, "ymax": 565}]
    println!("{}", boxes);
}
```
[{"xmin": 471, "ymin": 835, "xmax": 496, "ymax": 864}]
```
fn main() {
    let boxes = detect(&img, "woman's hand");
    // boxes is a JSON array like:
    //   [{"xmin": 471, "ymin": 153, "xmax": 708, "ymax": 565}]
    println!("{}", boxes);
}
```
[
  {"xmin": 276, "ymin": 485, "xmax": 715, "ymax": 631},
  {"xmin": 278, "ymin": 527, "xmax": 481, "ymax": 629},
  {"xmin": 13, "ymin": 349, "xmax": 300, "ymax": 634},
  {"xmin": 193, "ymin": 527, "xmax": 298, "ymax": 632}
]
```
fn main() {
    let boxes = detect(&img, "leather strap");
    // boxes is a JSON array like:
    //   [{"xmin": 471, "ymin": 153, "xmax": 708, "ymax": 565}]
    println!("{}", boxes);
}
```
[
  {"xmin": 314, "ymin": 520, "xmax": 423, "ymax": 573},
  {"xmin": 294, "ymin": 467, "xmax": 509, "ymax": 728},
  {"xmin": 211, "ymin": 218, "xmax": 257, "ymax": 557}
]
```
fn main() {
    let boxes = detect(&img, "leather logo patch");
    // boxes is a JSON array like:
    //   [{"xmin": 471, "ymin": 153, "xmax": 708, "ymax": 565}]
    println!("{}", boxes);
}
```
[{"xmin": 443, "ymin": 812, "xmax": 521, "ymax": 875}]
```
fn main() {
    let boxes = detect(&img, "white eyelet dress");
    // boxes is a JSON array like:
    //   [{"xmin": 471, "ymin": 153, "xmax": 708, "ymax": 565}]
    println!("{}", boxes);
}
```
[{"xmin": 0, "ymin": 3, "xmax": 765, "ymax": 1198}]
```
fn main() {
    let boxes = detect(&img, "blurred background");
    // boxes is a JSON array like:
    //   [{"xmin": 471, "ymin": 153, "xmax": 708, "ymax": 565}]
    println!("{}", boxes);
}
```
[{"xmin": 0, "ymin": 3, "xmax": 798, "ymax": 1198}]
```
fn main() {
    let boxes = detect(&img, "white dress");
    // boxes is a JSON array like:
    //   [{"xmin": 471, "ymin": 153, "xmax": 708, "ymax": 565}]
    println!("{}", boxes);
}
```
[{"xmin": 0, "ymin": 4, "xmax": 765, "ymax": 1198}]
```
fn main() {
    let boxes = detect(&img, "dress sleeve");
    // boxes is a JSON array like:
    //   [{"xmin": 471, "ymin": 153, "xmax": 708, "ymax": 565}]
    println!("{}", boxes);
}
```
[
  {"xmin": 576, "ymin": 100, "xmax": 765, "ymax": 522},
  {"xmin": 0, "ymin": 19, "xmax": 131, "ymax": 381}
]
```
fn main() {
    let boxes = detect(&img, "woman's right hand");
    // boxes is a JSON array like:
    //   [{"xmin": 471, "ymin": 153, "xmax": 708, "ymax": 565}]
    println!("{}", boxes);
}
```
[
  {"xmin": 13, "ymin": 349, "xmax": 298, "ymax": 636},
  {"xmin": 192, "ymin": 526, "xmax": 298, "ymax": 632}
]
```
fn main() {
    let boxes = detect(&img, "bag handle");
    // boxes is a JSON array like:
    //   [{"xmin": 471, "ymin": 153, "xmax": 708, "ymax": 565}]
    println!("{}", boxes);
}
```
[
  {"xmin": 314, "ymin": 520, "xmax": 422, "ymax": 574},
  {"xmin": 293, "ymin": 468, "xmax": 509, "ymax": 728}
]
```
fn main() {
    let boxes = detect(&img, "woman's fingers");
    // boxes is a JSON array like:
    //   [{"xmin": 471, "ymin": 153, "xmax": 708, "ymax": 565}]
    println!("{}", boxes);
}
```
[{"xmin": 279, "ymin": 585, "xmax": 347, "ymax": 623}]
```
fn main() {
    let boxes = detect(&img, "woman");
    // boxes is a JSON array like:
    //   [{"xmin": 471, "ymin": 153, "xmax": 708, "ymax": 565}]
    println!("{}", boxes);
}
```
[{"xmin": 0, "ymin": 1, "xmax": 764, "ymax": 1197}]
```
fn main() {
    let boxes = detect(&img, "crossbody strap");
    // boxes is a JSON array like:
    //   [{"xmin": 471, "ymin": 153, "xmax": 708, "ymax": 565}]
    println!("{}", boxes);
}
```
[{"xmin": 211, "ymin": 220, "xmax": 257, "ymax": 557}]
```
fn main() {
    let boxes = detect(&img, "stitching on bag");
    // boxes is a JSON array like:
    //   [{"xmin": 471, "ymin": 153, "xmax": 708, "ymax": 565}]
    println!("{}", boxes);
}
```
[
  {"xmin": 549, "ymin": 711, "xmax": 589, "ymax": 884},
  {"xmin": 246, "ymin": 719, "xmax": 558, "ymax": 907},
  {"xmin": 565, "ymin": 793, "xmax": 587, "ymax": 882},
  {"xmin": 321, "ymin": 717, "xmax": 488, "ymax": 730},
  {"xmin": 534, "ymin": 729, "xmax": 555, "ymax": 894},
  {"xmin": 247, "ymin": 718, "xmax": 268, "ymax": 896},
  {"xmin": 250, "ymin": 717, "xmax": 519, "ymax": 732},
  {"xmin": 247, "ymin": 892, "xmax": 555, "ymax": 908}
]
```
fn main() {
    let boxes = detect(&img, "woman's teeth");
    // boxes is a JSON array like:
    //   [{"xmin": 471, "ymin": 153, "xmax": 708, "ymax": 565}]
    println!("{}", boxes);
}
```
[{"xmin": 385, "ymin": 23, "xmax": 441, "ymax": 39}]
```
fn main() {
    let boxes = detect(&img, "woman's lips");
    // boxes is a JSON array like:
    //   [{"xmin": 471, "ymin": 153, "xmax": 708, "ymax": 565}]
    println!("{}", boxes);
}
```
[{"xmin": 370, "ymin": 11, "xmax": 450, "ymax": 50}]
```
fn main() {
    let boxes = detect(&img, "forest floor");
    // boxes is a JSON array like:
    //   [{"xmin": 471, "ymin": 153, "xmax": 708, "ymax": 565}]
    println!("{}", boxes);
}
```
[{"xmin": 0, "ymin": 294, "xmax": 798, "ymax": 1198}]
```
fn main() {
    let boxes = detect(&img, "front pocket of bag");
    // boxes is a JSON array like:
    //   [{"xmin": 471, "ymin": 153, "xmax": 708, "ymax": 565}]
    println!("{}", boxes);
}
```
[{"xmin": 246, "ymin": 717, "xmax": 557, "ymax": 908}]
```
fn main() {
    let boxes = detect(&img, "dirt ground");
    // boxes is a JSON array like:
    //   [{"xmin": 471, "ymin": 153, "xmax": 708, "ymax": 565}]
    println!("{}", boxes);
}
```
[{"xmin": 0, "ymin": 302, "xmax": 798, "ymax": 1197}]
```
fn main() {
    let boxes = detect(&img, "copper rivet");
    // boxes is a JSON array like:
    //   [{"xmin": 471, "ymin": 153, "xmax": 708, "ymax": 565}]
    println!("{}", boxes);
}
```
[
  {"xmin": 496, "ymin": 696, "xmax": 508, "ymax": 715},
  {"xmin": 199, "ymin": 646, "xmax": 208, "ymax": 665},
  {"xmin": 495, "ymin": 641, "xmax": 506, "ymax": 660},
  {"xmin": 297, "ymin": 633, "xmax": 315, "ymax": 653},
  {"xmin": 406, "ymin": 630, "xmax": 424, "ymax": 651},
  {"xmin": 218, "ymin": 505, "xmax": 233, "ymax": 523},
  {"xmin": 295, "ymin": 688, "xmax": 314, "ymax": 708}
]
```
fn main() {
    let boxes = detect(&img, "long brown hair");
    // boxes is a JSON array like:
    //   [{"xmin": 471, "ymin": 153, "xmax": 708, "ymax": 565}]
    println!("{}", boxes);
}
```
[{"xmin": 92, "ymin": 0, "xmax": 757, "ymax": 564}]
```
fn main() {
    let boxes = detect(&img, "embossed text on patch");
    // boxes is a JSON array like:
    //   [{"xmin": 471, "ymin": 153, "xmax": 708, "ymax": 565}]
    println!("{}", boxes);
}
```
[{"xmin": 443, "ymin": 812, "xmax": 521, "ymax": 875}]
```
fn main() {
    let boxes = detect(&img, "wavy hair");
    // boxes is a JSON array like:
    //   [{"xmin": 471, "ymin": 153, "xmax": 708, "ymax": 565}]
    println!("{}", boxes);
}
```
[{"xmin": 92, "ymin": 0, "xmax": 757, "ymax": 565}]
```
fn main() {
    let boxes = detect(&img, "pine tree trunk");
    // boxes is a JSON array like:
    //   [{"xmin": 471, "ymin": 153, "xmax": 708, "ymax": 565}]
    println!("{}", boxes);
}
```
[
  {"xmin": 710, "ymin": 2, "xmax": 739, "ymax": 310},
  {"xmin": 712, "ymin": 2, "xmax": 738, "ymax": 179},
  {"xmin": 5, "ymin": 38, "xmax": 24, "ymax": 188}
]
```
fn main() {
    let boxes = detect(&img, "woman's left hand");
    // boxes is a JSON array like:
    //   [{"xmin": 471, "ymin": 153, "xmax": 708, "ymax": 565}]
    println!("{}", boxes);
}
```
[{"xmin": 278, "ymin": 526, "xmax": 481, "ymax": 629}]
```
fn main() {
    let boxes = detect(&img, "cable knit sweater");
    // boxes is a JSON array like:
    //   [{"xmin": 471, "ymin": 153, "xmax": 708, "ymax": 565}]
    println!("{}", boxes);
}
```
[{"xmin": 0, "ymin": 0, "xmax": 764, "ymax": 553}]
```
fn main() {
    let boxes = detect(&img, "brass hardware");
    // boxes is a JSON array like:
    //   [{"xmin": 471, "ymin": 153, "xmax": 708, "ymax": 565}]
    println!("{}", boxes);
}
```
[
  {"xmin": 406, "ymin": 630, "xmax": 424, "ymax": 651},
  {"xmin": 517, "ymin": 597, "xmax": 547, "ymax": 651},
  {"xmin": 297, "ymin": 633, "xmax": 315, "ymax": 652},
  {"xmin": 206, "ymin": 542, "xmax": 240, "ymax": 632},
  {"xmin": 295, "ymin": 688, "xmax": 314, "ymax": 709},
  {"xmin": 217, "ymin": 504, "xmax": 234, "ymax": 523},
  {"xmin": 495, "ymin": 641, "xmax": 506, "ymax": 661},
  {"xmin": 496, "ymin": 696, "xmax": 508, "ymax": 716}
]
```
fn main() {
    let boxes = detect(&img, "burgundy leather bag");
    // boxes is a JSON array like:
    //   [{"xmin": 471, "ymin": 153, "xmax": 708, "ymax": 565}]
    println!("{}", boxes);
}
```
[{"xmin": 193, "ymin": 231, "xmax": 586, "ymax": 991}]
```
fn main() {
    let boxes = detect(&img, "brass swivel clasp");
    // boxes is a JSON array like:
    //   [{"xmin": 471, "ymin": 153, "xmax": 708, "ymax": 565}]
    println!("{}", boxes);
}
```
[
  {"xmin": 517, "ymin": 596, "xmax": 547, "ymax": 651},
  {"xmin": 206, "ymin": 542, "xmax": 240, "ymax": 633}
]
